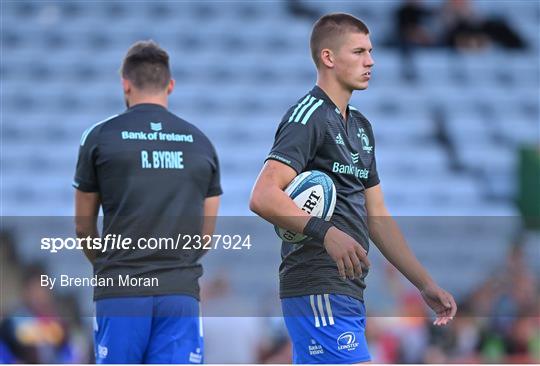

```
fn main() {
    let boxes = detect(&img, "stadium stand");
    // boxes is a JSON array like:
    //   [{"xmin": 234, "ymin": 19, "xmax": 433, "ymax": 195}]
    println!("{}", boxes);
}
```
[{"xmin": 1, "ymin": 0, "xmax": 538, "ymax": 363}]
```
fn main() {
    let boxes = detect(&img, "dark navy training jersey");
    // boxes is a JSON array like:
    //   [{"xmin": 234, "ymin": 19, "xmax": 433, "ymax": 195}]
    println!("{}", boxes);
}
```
[
  {"xmin": 74, "ymin": 103, "xmax": 222, "ymax": 300},
  {"xmin": 266, "ymin": 86, "xmax": 379, "ymax": 301}
]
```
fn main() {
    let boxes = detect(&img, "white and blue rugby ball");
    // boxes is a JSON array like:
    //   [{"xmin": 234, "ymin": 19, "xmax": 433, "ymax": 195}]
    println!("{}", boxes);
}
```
[{"xmin": 275, "ymin": 170, "xmax": 337, "ymax": 243}]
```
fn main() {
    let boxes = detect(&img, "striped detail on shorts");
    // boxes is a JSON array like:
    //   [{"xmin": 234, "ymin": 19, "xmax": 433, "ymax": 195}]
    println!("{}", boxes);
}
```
[
  {"xmin": 309, "ymin": 294, "xmax": 335, "ymax": 328},
  {"xmin": 198, "ymin": 303, "xmax": 204, "ymax": 337}
]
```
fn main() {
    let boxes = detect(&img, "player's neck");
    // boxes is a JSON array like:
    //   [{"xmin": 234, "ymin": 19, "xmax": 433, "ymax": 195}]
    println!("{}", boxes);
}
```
[
  {"xmin": 316, "ymin": 79, "xmax": 352, "ymax": 120},
  {"xmin": 127, "ymin": 94, "xmax": 168, "ymax": 109}
]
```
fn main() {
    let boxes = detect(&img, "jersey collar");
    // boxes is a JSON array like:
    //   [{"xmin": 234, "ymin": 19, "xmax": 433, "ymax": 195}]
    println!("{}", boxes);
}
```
[
  {"xmin": 310, "ymin": 85, "xmax": 352, "ymax": 118},
  {"xmin": 127, "ymin": 103, "xmax": 168, "ymax": 112},
  {"xmin": 310, "ymin": 85, "xmax": 336, "ymax": 108}
]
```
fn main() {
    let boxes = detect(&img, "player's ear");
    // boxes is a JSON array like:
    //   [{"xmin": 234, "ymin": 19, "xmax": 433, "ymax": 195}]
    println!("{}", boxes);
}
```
[
  {"xmin": 320, "ymin": 48, "xmax": 335, "ymax": 68},
  {"xmin": 166, "ymin": 79, "xmax": 175, "ymax": 95},
  {"xmin": 122, "ymin": 78, "xmax": 131, "ymax": 95}
]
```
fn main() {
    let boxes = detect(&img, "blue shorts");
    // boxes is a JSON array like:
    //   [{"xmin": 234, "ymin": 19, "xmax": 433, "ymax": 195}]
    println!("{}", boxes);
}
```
[
  {"xmin": 282, "ymin": 294, "xmax": 371, "ymax": 364},
  {"xmin": 94, "ymin": 295, "xmax": 203, "ymax": 364}
]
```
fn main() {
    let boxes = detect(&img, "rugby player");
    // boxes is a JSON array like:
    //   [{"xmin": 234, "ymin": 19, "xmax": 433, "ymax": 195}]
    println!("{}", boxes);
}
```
[
  {"xmin": 250, "ymin": 13, "xmax": 457, "ymax": 363},
  {"xmin": 74, "ymin": 40, "xmax": 222, "ymax": 363}
]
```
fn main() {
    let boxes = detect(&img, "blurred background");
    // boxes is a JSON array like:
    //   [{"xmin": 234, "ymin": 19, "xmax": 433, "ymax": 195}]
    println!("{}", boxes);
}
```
[{"xmin": 1, "ymin": 0, "xmax": 539, "ymax": 363}]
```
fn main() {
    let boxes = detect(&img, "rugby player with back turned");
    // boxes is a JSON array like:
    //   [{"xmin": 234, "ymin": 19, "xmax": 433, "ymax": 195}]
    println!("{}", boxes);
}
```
[
  {"xmin": 250, "ymin": 13, "xmax": 457, "ymax": 364},
  {"xmin": 73, "ymin": 41, "xmax": 222, "ymax": 363}
]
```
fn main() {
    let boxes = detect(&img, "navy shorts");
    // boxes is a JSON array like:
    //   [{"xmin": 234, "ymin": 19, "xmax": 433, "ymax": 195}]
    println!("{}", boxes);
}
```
[
  {"xmin": 94, "ymin": 295, "xmax": 203, "ymax": 364},
  {"xmin": 282, "ymin": 294, "xmax": 371, "ymax": 364}
]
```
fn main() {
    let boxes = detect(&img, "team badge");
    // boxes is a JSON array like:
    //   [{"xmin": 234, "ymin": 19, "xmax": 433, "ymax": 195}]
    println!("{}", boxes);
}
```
[
  {"xmin": 357, "ymin": 128, "xmax": 372, "ymax": 153},
  {"xmin": 337, "ymin": 331, "xmax": 359, "ymax": 351}
]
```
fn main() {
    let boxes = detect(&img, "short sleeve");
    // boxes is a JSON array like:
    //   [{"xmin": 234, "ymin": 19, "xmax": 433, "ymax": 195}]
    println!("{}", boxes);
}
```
[
  {"xmin": 364, "ymin": 123, "xmax": 380, "ymax": 188},
  {"xmin": 206, "ymin": 146, "xmax": 223, "ymax": 197},
  {"xmin": 265, "ymin": 100, "xmax": 326, "ymax": 174},
  {"xmin": 365, "ymin": 156, "xmax": 380, "ymax": 188},
  {"xmin": 73, "ymin": 126, "xmax": 100, "ymax": 192}
]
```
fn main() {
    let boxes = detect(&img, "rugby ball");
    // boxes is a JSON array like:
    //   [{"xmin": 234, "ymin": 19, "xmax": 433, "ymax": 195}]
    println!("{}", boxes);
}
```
[{"xmin": 275, "ymin": 170, "xmax": 336, "ymax": 243}]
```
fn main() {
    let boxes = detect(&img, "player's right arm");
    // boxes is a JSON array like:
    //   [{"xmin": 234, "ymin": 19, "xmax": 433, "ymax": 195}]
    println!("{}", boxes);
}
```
[
  {"xmin": 199, "ymin": 141, "xmax": 223, "ymax": 254},
  {"xmin": 250, "ymin": 160, "xmax": 311, "ymax": 234},
  {"xmin": 250, "ymin": 160, "xmax": 369, "ymax": 280},
  {"xmin": 75, "ymin": 190, "xmax": 100, "ymax": 263}
]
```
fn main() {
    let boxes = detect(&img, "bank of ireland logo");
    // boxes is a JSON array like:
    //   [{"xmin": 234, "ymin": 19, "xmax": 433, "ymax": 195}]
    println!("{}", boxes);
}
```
[
  {"xmin": 150, "ymin": 122, "xmax": 162, "ymax": 131},
  {"xmin": 357, "ymin": 128, "xmax": 373, "ymax": 153},
  {"xmin": 337, "ymin": 331, "xmax": 359, "ymax": 351},
  {"xmin": 308, "ymin": 339, "xmax": 324, "ymax": 356},
  {"xmin": 351, "ymin": 151, "xmax": 359, "ymax": 164}
]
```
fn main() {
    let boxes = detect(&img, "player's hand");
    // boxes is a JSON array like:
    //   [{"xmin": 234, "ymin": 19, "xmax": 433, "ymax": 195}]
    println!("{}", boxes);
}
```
[
  {"xmin": 323, "ymin": 227, "xmax": 370, "ymax": 280},
  {"xmin": 420, "ymin": 284, "xmax": 457, "ymax": 326}
]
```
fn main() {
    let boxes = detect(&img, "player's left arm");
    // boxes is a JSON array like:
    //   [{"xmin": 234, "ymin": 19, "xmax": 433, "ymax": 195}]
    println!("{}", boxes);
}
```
[
  {"xmin": 75, "ymin": 189, "xmax": 100, "ymax": 264},
  {"xmin": 365, "ymin": 184, "xmax": 457, "ymax": 325},
  {"xmin": 202, "ymin": 196, "xmax": 220, "ymax": 237},
  {"xmin": 202, "ymin": 139, "xmax": 222, "ymax": 238}
]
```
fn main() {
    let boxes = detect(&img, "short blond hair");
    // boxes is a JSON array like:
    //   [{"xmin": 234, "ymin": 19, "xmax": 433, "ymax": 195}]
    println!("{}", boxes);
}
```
[{"xmin": 310, "ymin": 13, "xmax": 370, "ymax": 68}]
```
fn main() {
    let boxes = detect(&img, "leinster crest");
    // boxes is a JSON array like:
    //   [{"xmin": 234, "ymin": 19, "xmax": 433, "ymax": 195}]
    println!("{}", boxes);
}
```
[{"xmin": 357, "ymin": 128, "xmax": 373, "ymax": 153}]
